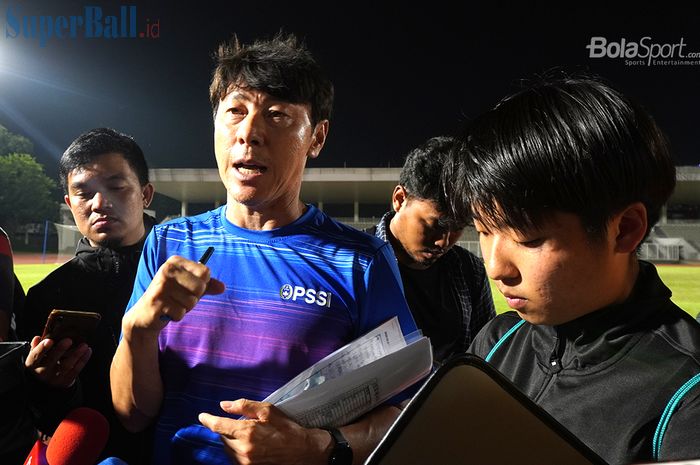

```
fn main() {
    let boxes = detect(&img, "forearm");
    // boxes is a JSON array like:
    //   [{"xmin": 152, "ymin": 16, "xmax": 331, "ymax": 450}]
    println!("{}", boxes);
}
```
[
  {"xmin": 336, "ymin": 405, "xmax": 401, "ymax": 465},
  {"xmin": 200, "ymin": 401, "xmax": 402, "ymax": 465},
  {"xmin": 110, "ymin": 316, "xmax": 163, "ymax": 432},
  {"xmin": 111, "ymin": 255, "xmax": 224, "ymax": 432}
]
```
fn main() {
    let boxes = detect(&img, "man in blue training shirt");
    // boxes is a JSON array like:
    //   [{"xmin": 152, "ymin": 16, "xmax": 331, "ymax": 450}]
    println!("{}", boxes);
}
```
[{"xmin": 111, "ymin": 34, "xmax": 418, "ymax": 465}]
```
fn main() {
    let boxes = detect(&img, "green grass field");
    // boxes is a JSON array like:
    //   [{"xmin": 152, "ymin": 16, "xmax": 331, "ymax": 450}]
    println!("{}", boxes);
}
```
[
  {"xmin": 14, "ymin": 263, "xmax": 700, "ymax": 318},
  {"xmin": 14, "ymin": 263, "xmax": 61, "ymax": 290}
]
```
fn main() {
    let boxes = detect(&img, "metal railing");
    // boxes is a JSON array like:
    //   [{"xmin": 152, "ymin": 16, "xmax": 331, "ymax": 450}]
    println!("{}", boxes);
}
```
[{"xmin": 638, "ymin": 243, "xmax": 681, "ymax": 262}]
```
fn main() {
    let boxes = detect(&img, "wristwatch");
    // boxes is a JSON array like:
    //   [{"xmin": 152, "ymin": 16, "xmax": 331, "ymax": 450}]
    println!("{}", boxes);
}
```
[{"xmin": 326, "ymin": 427, "xmax": 353, "ymax": 465}]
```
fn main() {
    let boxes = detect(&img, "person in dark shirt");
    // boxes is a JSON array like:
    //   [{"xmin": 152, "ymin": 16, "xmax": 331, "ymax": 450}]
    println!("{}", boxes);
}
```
[
  {"xmin": 19, "ymin": 128, "xmax": 155, "ymax": 464},
  {"xmin": 448, "ymin": 75, "xmax": 700, "ymax": 463},
  {"xmin": 1, "ymin": 226, "xmax": 14, "ymax": 341},
  {"xmin": 366, "ymin": 137, "xmax": 495, "ymax": 363},
  {"xmin": 1, "ymin": 227, "xmax": 83, "ymax": 465}
]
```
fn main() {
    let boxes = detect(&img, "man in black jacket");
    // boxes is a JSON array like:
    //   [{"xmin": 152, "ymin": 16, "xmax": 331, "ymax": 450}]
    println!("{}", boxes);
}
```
[
  {"xmin": 19, "ymin": 128, "xmax": 155, "ymax": 464},
  {"xmin": 448, "ymin": 76, "xmax": 700, "ymax": 464},
  {"xmin": 366, "ymin": 137, "xmax": 495, "ymax": 363}
]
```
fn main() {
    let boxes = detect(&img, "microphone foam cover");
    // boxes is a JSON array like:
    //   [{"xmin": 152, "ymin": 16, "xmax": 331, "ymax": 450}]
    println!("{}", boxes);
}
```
[{"xmin": 46, "ymin": 407, "xmax": 110, "ymax": 465}]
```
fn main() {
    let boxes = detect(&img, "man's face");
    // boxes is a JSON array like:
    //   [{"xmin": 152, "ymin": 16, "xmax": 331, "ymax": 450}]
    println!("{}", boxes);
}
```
[
  {"xmin": 475, "ymin": 211, "xmax": 626, "ymax": 326},
  {"xmin": 389, "ymin": 187, "xmax": 463, "ymax": 270},
  {"xmin": 64, "ymin": 152, "xmax": 153, "ymax": 248},
  {"xmin": 214, "ymin": 87, "xmax": 327, "ymax": 214}
]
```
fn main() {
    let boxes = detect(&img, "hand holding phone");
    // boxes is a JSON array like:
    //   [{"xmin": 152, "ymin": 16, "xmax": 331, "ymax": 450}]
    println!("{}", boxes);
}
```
[
  {"xmin": 41, "ymin": 309, "xmax": 101, "ymax": 346},
  {"xmin": 26, "ymin": 309, "xmax": 98, "ymax": 388}
]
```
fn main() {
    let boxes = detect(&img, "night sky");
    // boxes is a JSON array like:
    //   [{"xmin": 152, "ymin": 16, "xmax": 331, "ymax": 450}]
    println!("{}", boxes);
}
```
[{"xmin": 1, "ymin": 1, "xmax": 699, "ymax": 181}]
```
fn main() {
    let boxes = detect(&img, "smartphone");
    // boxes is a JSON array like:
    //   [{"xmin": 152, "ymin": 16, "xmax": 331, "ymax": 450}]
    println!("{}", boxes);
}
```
[{"xmin": 41, "ymin": 309, "xmax": 101, "ymax": 346}]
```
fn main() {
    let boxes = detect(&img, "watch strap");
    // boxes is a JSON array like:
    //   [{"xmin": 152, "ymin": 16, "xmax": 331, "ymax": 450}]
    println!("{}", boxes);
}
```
[{"xmin": 326, "ymin": 427, "xmax": 353, "ymax": 465}]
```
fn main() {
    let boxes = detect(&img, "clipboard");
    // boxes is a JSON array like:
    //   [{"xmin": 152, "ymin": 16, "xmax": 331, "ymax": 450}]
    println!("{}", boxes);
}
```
[
  {"xmin": 365, "ymin": 354, "xmax": 607, "ymax": 465},
  {"xmin": 0, "ymin": 341, "xmax": 28, "ymax": 363}
]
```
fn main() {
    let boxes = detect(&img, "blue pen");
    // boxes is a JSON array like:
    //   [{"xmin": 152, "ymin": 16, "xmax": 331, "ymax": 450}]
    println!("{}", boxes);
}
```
[{"xmin": 160, "ymin": 247, "xmax": 215, "ymax": 322}]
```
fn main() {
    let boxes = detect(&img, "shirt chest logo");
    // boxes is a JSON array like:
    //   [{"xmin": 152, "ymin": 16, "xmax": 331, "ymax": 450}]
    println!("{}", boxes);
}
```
[{"xmin": 280, "ymin": 284, "xmax": 332, "ymax": 308}]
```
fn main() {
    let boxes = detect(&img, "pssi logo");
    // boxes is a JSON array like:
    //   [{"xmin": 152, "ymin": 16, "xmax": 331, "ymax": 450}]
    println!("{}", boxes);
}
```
[{"xmin": 280, "ymin": 284, "xmax": 332, "ymax": 307}]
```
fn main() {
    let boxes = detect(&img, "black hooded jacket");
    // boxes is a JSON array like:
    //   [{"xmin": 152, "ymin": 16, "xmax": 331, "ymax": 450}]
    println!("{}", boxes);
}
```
[
  {"xmin": 19, "ymin": 214, "xmax": 155, "ymax": 464},
  {"xmin": 469, "ymin": 261, "xmax": 700, "ymax": 465}
]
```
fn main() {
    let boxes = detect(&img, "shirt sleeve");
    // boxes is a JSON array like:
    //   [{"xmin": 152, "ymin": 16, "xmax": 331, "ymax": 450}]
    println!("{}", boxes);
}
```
[
  {"xmin": 358, "ymin": 242, "xmax": 417, "ymax": 338},
  {"xmin": 467, "ymin": 324, "xmax": 492, "ymax": 359},
  {"xmin": 125, "ymin": 227, "xmax": 161, "ymax": 314}
]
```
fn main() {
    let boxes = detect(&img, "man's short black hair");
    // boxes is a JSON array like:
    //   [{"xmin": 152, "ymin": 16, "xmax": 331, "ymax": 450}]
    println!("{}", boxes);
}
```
[
  {"xmin": 209, "ymin": 33, "xmax": 334, "ymax": 125},
  {"xmin": 59, "ymin": 128, "xmax": 149, "ymax": 193},
  {"xmin": 400, "ymin": 136, "xmax": 466, "ymax": 229},
  {"xmin": 447, "ymin": 75, "xmax": 675, "ymax": 240}
]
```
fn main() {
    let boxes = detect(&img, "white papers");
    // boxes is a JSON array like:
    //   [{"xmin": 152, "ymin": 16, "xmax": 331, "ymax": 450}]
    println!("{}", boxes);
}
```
[{"xmin": 263, "ymin": 317, "xmax": 433, "ymax": 428}]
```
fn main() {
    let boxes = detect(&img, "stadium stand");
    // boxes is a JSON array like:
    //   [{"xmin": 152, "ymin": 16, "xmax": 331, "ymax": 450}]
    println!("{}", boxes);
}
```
[{"xmin": 46, "ymin": 166, "xmax": 700, "ymax": 264}]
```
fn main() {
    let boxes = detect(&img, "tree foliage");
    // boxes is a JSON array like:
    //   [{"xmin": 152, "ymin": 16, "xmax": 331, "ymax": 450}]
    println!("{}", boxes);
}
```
[
  {"xmin": 0, "ymin": 125, "xmax": 33, "ymax": 157},
  {"xmin": 0, "ymin": 128, "xmax": 57, "ymax": 232}
]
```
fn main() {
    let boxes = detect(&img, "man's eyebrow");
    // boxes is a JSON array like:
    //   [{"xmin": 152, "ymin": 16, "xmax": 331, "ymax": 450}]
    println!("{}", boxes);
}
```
[
  {"xmin": 229, "ymin": 91, "xmax": 251, "ymax": 102},
  {"xmin": 229, "ymin": 91, "xmax": 288, "ymax": 106},
  {"xmin": 70, "ymin": 173, "xmax": 128, "ymax": 189}
]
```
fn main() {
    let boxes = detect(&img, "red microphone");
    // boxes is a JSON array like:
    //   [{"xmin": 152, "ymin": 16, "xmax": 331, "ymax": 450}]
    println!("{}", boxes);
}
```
[{"xmin": 46, "ymin": 407, "xmax": 109, "ymax": 465}]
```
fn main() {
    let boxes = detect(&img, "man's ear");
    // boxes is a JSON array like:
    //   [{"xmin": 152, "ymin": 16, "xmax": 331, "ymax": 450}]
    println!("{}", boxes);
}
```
[
  {"xmin": 142, "ymin": 183, "xmax": 155, "ymax": 208},
  {"xmin": 307, "ymin": 120, "xmax": 329, "ymax": 159},
  {"xmin": 612, "ymin": 202, "xmax": 648, "ymax": 254},
  {"xmin": 391, "ymin": 185, "xmax": 408, "ymax": 213},
  {"xmin": 64, "ymin": 194, "xmax": 72, "ymax": 209}
]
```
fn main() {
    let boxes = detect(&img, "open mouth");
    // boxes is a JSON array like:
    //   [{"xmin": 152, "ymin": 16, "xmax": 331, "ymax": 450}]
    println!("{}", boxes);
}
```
[{"xmin": 234, "ymin": 162, "xmax": 267, "ymax": 175}]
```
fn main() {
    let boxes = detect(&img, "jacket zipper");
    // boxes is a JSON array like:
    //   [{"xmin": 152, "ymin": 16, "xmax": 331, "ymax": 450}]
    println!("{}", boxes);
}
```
[{"xmin": 533, "ymin": 330, "xmax": 564, "ymax": 403}]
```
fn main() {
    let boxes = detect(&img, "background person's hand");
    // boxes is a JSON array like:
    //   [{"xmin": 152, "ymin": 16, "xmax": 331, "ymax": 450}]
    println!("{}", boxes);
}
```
[
  {"xmin": 25, "ymin": 336, "xmax": 92, "ymax": 388},
  {"xmin": 199, "ymin": 399, "xmax": 332, "ymax": 465}
]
